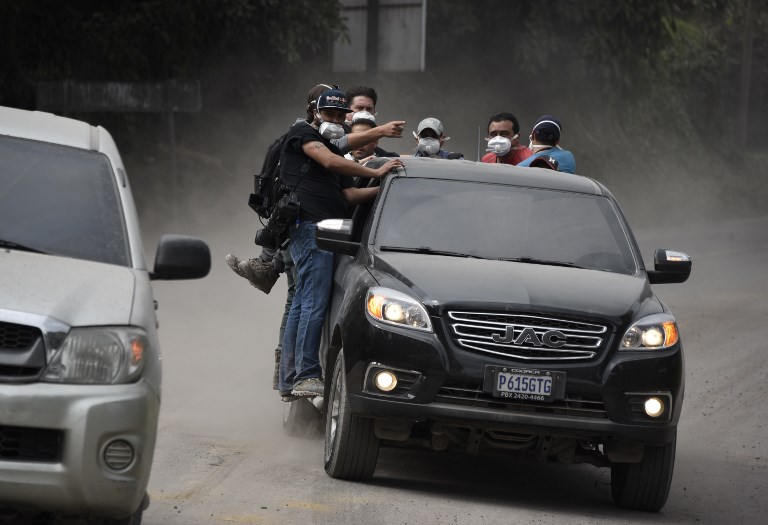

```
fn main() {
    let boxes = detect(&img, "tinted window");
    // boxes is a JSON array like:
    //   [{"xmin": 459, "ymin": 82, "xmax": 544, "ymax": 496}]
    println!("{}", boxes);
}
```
[
  {"xmin": 0, "ymin": 135, "xmax": 130, "ymax": 266},
  {"xmin": 375, "ymin": 178, "xmax": 637, "ymax": 274}
]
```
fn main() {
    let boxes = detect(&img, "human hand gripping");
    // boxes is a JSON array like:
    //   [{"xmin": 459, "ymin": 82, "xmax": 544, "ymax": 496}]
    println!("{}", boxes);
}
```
[{"xmin": 374, "ymin": 158, "xmax": 403, "ymax": 178}]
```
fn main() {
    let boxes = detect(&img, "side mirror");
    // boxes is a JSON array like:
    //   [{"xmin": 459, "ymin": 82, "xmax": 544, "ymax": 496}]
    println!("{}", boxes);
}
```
[
  {"xmin": 315, "ymin": 219, "xmax": 360, "ymax": 256},
  {"xmin": 647, "ymin": 249, "xmax": 691, "ymax": 284},
  {"xmin": 150, "ymin": 234, "xmax": 211, "ymax": 280}
]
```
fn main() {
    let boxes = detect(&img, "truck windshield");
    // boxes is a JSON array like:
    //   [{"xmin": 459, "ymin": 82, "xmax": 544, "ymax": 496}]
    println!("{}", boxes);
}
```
[
  {"xmin": 0, "ymin": 135, "xmax": 130, "ymax": 267},
  {"xmin": 375, "ymin": 178, "xmax": 637, "ymax": 275}
]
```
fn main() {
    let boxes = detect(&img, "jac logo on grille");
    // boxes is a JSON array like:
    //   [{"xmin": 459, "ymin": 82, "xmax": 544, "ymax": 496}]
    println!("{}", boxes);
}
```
[{"xmin": 492, "ymin": 326, "xmax": 567, "ymax": 348}]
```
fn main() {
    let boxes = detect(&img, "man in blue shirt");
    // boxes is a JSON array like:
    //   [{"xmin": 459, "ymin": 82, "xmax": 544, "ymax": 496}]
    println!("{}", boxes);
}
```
[{"xmin": 517, "ymin": 115, "xmax": 576, "ymax": 174}]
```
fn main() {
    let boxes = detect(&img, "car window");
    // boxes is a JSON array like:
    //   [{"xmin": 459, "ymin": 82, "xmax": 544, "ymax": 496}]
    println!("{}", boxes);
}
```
[
  {"xmin": 374, "ymin": 178, "xmax": 637, "ymax": 274},
  {"xmin": 0, "ymin": 135, "xmax": 130, "ymax": 266}
]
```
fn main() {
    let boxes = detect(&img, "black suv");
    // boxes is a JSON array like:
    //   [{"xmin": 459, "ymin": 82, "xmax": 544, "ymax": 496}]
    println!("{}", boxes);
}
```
[{"xmin": 312, "ymin": 157, "xmax": 690, "ymax": 511}]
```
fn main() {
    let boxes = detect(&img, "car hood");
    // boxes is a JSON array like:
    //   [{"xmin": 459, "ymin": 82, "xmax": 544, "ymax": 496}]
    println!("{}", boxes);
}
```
[
  {"xmin": 0, "ymin": 250, "xmax": 135, "ymax": 327},
  {"xmin": 370, "ymin": 252, "xmax": 657, "ymax": 322}
]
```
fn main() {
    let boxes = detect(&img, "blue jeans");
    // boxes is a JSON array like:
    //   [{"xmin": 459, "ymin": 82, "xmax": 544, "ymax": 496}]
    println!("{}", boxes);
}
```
[{"xmin": 279, "ymin": 222, "xmax": 333, "ymax": 391}]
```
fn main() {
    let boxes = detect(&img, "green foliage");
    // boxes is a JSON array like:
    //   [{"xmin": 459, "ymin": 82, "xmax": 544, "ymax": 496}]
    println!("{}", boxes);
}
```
[{"xmin": 0, "ymin": 0, "xmax": 345, "ymax": 107}]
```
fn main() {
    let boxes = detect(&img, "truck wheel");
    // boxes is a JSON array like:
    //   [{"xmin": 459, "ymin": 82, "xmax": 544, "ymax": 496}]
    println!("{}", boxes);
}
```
[
  {"xmin": 282, "ymin": 397, "xmax": 321, "ymax": 437},
  {"xmin": 323, "ymin": 351, "xmax": 379, "ymax": 480},
  {"xmin": 611, "ymin": 433, "xmax": 676, "ymax": 511}
]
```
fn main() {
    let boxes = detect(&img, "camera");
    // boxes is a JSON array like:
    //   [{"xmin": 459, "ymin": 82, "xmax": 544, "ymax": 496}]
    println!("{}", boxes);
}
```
[{"xmin": 254, "ymin": 192, "xmax": 300, "ymax": 250}]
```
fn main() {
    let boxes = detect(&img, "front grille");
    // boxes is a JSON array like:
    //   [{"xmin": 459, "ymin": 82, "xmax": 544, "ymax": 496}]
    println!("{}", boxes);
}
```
[
  {"xmin": 447, "ymin": 311, "xmax": 608, "ymax": 361},
  {"xmin": 0, "ymin": 321, "xmax": 45, "ymax": 382},
  {"xmin": 0, "ymin": 321, "xmax": 40, "ymax": 351},
  {"xmin": 0, "ymin": 426, "xmax": 63, "ymax": 462},
  {"xmin": 436, "ymin": 383, "xmax": 607, "ymax": 419}
]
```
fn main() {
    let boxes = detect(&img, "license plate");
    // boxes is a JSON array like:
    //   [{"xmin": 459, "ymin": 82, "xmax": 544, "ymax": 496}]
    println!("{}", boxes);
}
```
[{"xmin": 486, "ymin": 367, "xmax": 566, "ymax": 402}]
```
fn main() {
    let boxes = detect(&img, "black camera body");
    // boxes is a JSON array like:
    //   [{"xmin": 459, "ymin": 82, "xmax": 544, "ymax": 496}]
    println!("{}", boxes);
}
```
[{"xmin": 254, "ymin": 192, "xmax": 300, "ymax": 250}]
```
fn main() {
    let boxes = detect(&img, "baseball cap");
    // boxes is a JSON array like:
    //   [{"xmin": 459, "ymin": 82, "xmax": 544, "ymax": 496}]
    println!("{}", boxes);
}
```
[
  {"xmin": 529, "ymin": 155, "xmax": 560, "ymax": 171},
  {"xmin": 531, "ymin": 115, "xmax": 562, "ymax": 142},
  {"xmin": 350, "ymin": 111, "xmax": 376, "ymax": 127},
  {"xmin": 307, "ymin": 83, "xmax": 336, "ymax": 104},
  {"xmin": 317, "ymin": 89, "xmax": 352, "ymax": 112},
  {"xmin": 416, "ymin": 117, "xmax": 444, "ymax": 137}
]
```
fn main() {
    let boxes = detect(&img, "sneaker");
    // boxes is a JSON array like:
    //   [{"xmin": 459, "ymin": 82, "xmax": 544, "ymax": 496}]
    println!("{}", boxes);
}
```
[
  {"xmin": 273, "ymin": 348, "xmax": 280, "ymax": 391},
  {"xmin": 238, "ymin": 258, "xmax": 280, "ymax": 294},
  {"xmin": 291, "ymin": 377, "xmax": 324, "ymax": 398},
  {"xmin": 279, "ymin": 390, "xmax": 298, "ymax": 402}
]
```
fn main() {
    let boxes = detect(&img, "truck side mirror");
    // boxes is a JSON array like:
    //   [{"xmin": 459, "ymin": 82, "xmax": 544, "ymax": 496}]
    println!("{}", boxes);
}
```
[
  {"xmin": 648, "ymin": 249, "xmax": 691, "ymax": 284},
  {"xmin": 150, "ymin": 234, "xmax": 211, "ymax": 280},
  {"xmin": 316, "ymin": 219, "xmax": 360, "ymax": 256}
]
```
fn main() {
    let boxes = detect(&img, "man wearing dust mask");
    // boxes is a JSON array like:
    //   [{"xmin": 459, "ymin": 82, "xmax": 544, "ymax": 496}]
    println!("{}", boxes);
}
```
[
  {"xmin": 412, "ymin": 118, "xmax": 463, "ymax": 159},
  {"xmin": 482, "ymin": 112, "xmax": 533, "ymax": 165}
]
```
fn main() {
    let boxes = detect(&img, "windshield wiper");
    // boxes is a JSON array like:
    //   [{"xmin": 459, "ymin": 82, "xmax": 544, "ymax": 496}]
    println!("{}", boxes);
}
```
[
  {"xmin": 0, "ymin": 239, "xmax": 48, "ymax": 255},
  {"xmin": 379, "ymin": 246, "xmax": 487, "ymax": 259},
  {"xmin": 497, "ymin": 257, "xmax": 583, "ymax": 269}
]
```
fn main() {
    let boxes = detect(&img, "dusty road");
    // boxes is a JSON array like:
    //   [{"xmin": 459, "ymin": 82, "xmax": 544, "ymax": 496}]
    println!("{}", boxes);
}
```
[{"xmin": 143, "ymin": 214, "xmax": 768, "ymax": 525}]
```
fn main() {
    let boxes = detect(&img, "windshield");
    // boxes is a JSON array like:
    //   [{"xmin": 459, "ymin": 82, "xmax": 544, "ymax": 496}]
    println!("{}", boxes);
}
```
[
  {"xmin": 0, "ymin": 135, "xmax": 130, "ymax": 266},
  {"xmin": 374, "ymin": 178, "xmax": 637, "ymax": 275}
]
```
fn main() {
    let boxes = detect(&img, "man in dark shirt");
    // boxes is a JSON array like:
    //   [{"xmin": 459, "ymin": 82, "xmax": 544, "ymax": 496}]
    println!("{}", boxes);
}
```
[{"xmin": 280, "ymin": 89, "xmax": 401, "ymax": 399}]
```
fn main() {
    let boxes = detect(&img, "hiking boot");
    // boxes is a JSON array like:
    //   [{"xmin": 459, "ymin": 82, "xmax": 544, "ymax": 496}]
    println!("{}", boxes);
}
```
[
  {"xmin": 291, "ymin": 377, "xmax": 324, "ymax": 398},
  {"xmin": 238, "ymin": 258, "xmax": 280, "ymax": 294},
  {"xmin": 225, "ymin": 254, "xmax": 248, "ymax": 279},
  {"xmin": 273, "ymin": 348, "xmax": 280, "ymax": 391}
]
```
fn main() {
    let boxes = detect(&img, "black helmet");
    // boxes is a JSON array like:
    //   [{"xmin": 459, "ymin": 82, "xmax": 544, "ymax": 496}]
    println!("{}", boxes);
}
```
[{"xmin": 316, "ymin": 89, "xmax": 352, "ymax": 113}]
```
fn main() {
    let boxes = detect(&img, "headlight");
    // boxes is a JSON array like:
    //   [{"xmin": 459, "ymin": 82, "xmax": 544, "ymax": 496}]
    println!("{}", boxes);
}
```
[
  {"xmin": 41, "ymin": 327, "xmax": 148, "ymax": 384},
  {"xmin": 620, "ymin": 314, "xmax": 679, "ymax": 350},
  {"xmin": 366, "ymin": 287, "xmax": 432, "ymax": 332}
]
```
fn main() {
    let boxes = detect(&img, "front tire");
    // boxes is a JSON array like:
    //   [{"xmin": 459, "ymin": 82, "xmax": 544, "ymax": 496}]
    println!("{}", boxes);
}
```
[
  {"xmin": 611, "ymin": 433, "xmax": 677, "ymax": 511},
  {"xmin": 324, "ymin": 351, "xmax": 379, "ymax": 480}
]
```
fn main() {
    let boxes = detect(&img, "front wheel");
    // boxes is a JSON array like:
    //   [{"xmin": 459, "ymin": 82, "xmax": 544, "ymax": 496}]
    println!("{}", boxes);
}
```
[
  {"xmin": 611, "ymin": 433, "xmax": 677, "ymax": 511},
  {"xmin": 323, "ymin": 351, "xmax": 379, "ymax": 480}
]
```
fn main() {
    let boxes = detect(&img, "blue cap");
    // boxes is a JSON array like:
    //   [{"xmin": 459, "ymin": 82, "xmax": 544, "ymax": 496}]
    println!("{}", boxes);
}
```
[
  {"xmin": 317, "ymin": 89, "xmax": 352, "ymax": 112},
  {"xmin": 532, "ymin": 115, "xmax": 562, "ymax": 142}
]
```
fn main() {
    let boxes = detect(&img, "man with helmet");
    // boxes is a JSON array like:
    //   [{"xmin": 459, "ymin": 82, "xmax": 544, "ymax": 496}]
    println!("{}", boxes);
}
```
[
  {"xmin": 279, "ymin": 89, "xmax": 402, "ymax": 399},
  {"xmin": 517, "ymin": 115, "xmax": 576, "ymax": 173},
  {"xmin": 482, "ymin": 112, "xmax": 533, "ymax": 165},
  {"xmin": 412, "ymin": 117, "xmax": 463, "ymax": 159}
]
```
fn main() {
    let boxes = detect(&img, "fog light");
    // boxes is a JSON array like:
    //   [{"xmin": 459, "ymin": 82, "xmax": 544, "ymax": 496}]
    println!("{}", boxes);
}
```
[
  {"xmin": 374, "ymin": 370, "xmax": 398, "ymax": 392},
  {"xmin": 644, "ymin": 397, "xmax": 665, "ymax": 417},
  {"xmin": 104, "ymin": 440, "xmax": 134, "ymax": 471}
]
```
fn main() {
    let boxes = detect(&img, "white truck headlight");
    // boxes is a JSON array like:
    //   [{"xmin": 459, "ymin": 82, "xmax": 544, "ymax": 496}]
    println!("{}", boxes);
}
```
[
  {"xmin": 366, "ymin": 287, "xmax": 432, "ymax": 332},
  {"xmin": 42, "ymin": 327, "xmax": 148, "ymax": 384},
  {"xmin": 620, "ymin": 314, "xmax": 679, "ymax": 350}
]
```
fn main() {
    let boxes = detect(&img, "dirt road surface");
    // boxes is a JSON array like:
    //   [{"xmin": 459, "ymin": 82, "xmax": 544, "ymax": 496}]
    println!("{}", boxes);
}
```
[{"xmin": 143, "ymin": 214, "xmax": 768, "ymax": 525}]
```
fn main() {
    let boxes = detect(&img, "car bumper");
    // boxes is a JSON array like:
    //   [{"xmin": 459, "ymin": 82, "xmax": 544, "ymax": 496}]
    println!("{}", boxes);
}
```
[
  {"xmin": 0, "ymin": 380, "xmax": 159, "ymax": 517},
  {"xmin": 341, "ymin": 319, "xmax": 683, "ymax": 447}
]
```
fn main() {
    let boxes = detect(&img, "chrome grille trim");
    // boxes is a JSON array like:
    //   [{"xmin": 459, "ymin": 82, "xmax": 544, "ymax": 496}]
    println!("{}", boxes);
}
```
[{"xmin": 447, "ymin": 311, "xmax": 608, "ymax": 361}]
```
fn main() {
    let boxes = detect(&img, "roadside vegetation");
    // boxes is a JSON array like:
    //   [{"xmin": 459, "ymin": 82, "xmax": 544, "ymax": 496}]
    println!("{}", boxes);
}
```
[{"xmin": 1, "ymin": 0, "xmax": 765, "ymax": 225}]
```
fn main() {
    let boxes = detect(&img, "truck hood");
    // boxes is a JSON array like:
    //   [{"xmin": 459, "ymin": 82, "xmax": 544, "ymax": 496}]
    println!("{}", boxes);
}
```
[
  {"xmin": 371, "ymin": 252, "xmax": 657, "ymax": 321},
  {"xmin": 0, "ymin": 250, "xmax": 135, "ymax": 327}
]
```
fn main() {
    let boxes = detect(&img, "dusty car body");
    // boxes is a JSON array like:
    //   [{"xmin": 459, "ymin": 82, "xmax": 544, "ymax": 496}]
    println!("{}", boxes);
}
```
[{"xmin": 0, "ymin": 106, "xmax": 210, "ymax": 523}]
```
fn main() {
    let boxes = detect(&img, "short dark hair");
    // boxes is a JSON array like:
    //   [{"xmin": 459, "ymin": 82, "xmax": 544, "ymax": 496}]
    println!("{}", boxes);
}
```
[
  {"xmin": 487, "ymin": 112, "xmax": 520, "ymax": 135},
  {"xmin": 346, "ymin": 86, "xmax": 378, "ymax": 107},
  {"xmin": 350, "ymin": 118, "xmax": 376, "ymax": 131}
]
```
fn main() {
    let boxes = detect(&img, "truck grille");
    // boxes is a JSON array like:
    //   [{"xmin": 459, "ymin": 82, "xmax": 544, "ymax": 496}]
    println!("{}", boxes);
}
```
[
  {"xmin": 0, "ymin": 321, "xmax": 45, "ymax": 381},
  {"xmin": 0, "ymin": 321, "xmax": 40, "ymax": 350},
  {"xmin": 436, "ymin": 383, "xmax": 607, "ymax": 419},
  {"xmin": 447, "ymin": 311, "xmax": 608, "ymax": 361},
  {"xmin": 0, "ymin": 426, "xmax": 63, "ymax": 462}
]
